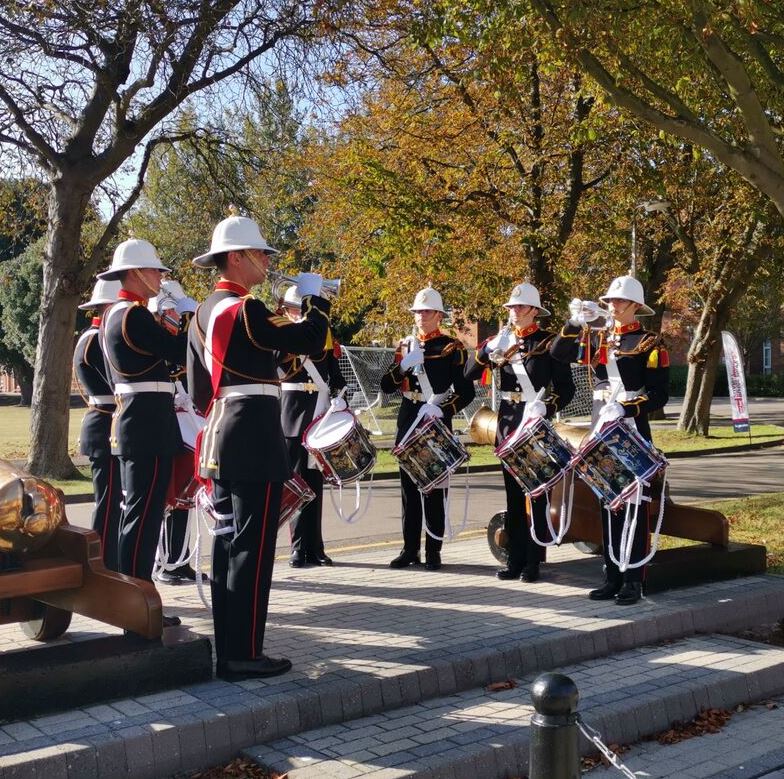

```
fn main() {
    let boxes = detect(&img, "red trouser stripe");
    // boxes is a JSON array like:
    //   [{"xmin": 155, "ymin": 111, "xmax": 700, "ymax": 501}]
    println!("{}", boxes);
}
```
[
  {"xmin": 132, "ymin": 457, "xmax": 159, "ymax": 577},
  {"xmin": 251, "ymin": 483, "xmax": 273, "ymax": 658},
  {"xmin": 102, "ymin": 460, "xmax": 114, "ymax": 553}
]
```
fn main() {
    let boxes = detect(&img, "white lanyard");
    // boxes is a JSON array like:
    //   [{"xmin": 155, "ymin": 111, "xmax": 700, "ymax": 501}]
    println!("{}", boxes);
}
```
[
  {"xmin": 301, "ymin": 357, "xmax": 331, "ymax": 417},
  {"xmin": 405, "ymin": 336, "xmax": 437, "ymax": 402},
  {"xmin": 509, "ymin": 351, "xmax": 538, "ymax": 404}
]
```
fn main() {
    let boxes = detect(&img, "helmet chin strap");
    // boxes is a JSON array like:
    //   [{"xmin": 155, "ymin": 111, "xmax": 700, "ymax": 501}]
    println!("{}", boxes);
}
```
[
  {"xmin": 133, "ymin": 268, "xmax": 160, "ymax": 298},
  {"xmin": 241, "ymin": 249, "xmax": 268, "ymax": 284}
]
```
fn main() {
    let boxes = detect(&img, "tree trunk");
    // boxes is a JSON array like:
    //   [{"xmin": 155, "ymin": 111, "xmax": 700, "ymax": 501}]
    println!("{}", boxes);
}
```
[
  {"xmin": 13, "ymin": 362, "xmax": 33, "ymax": 406},
  {"xmin": 27, "ymin": 179, "xmax": 90, "ymax": 478},
  {"xmin": 677, "ymin": 300, "xmax": 730, "ymax": 435}
]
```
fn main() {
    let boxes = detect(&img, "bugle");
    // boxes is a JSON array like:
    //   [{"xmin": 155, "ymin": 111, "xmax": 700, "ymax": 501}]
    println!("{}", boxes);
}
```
[{"xmin": 269, "ymin": 271, "xmax": 341, "ymax": 301}]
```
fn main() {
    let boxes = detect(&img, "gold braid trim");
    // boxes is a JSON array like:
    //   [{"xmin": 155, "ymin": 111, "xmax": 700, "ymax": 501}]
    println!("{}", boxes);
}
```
[
  {"xmin": 614, "ymin": 332, "xmax": 659, "ymax": 357},
  {"xmin": 101, "ymin": 306, "xmax": 163, "ymax": 379}
]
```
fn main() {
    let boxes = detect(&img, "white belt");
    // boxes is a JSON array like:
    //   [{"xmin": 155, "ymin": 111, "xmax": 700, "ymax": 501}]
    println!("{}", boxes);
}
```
[
  {"xmin": 88, "ymin": 395, "xmax": 116, "ymax": 406},
  {"xmin": 593, "ymin": 388, "xmax": 644, "ymax": 402},
  {"xmin": 403, "ymin": 390, "xmax": 448, "ymax": 404},
  {"xmin": 217, "ymin": 383, "xmax": 281, "ymax": 399},
  {"xmin": 114, "ymin": 382, "xmax": 175, "ymax": 395},
  {"xmin": 281, "ymin": 381, "xmax": 321, "ymax": 394},
  {"xmin": 500, "ymin": 391, "xmax": 527, "ymax": 403}
]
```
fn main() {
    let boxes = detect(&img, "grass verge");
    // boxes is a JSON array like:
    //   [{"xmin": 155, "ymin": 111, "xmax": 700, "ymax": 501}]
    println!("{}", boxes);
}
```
[{"xmin": 659, "ymin": 491, "xmax": 784, "ymax": 575}]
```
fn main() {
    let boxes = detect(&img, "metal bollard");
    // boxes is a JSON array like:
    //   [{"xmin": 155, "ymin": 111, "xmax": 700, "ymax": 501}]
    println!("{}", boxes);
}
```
[{"xmin": 529, "ymin": 672, "xmax": 580, "ymax": 779}]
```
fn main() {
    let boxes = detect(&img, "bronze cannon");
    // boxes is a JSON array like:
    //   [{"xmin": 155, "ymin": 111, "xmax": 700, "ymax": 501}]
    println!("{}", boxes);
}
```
[
  {"xmin": 468, "ymin": 407, "xmax": 729, "ymax": 562},
  {"xmin": 0, "ymin": 459, "xmax": 163, "ymax": 641}
]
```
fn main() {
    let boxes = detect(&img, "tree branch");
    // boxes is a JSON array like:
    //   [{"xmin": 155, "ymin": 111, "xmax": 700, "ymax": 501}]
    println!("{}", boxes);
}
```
[{"xmin": 0, "ymin": 85, "xmax": 59, "ymax": 167}]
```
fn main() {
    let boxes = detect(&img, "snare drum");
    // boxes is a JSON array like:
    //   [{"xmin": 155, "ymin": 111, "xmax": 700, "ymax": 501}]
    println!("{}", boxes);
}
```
[
  {"xmin": 495, "ymin": 417, "xmax": 573, "ymax": 497},
  {"xmin": 166, "ymin": 405, "xmax": 207, "ymax": 511},
  {"xmin": 303, "ymin": 409, "xmax": 377, "ymax": 486},
  {"xmin": 392, "ymin": 416, "xmax": 469, "ymax": 494},
  {"xmin": 279, "ymin": 473, "xmax": 316, "ymax": 527},
  {"xmin": 570, "ymin": 420, "xmax": 667, "ymax": 511}
]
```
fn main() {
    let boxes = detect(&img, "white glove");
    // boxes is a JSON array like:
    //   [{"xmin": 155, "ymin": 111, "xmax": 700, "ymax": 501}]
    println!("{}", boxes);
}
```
[
  {"xmin": 160, "ymin": 279, "xmax": 187, "ymax": 301},
  {"xmin": 581, "ymin": 301, "xmax": 606, "ymax": 324},
  {"xmin": 524, "ymin": 399, "xmax": 547, "ymax": 423},
  {"xmin": 330, "ymin": 396, "xmax": 348, "ymax": 412},
  {"xmin": 400, "ymin": 349, "xmax": 425, "ymax": 371},
  {"xmin": 568, "ymin": 298, "xmax": 583, "ymax": 326},
  {"xmin": 599, "ymin": 401, "xmax": 625, "ymax": 423},
  {"xmin": 486, "ymin": 330, "xmax": 511, "ymax": 352},
  {"xmin": 176, "ymin": 296, "xmax": 198, "ymax": 314},
  {"xmin": 296, "ymin": 272, "xmax": 323, "ymax": 298},
  {"xmin": 421, "ymin": 403, "xmax": 444, "ymax": 419}
]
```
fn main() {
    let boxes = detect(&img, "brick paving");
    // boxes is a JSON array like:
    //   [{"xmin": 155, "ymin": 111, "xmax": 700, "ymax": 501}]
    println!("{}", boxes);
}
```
[
  {"xmin": 0, "ymin": 537, "xmax": 783, "ymax": 777},
  {"xmin": 245, "ymin": 635, "xmax": 784, "ymax": 778}
]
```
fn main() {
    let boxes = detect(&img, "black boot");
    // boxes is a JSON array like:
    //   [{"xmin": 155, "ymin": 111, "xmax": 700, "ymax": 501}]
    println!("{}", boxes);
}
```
[
  {"xmin": 615, "ymin": 581, "xmax": 643, "ymax": 605},
  {"xmin": 389, "ymin": 549, "xmax": 421, "ymax": 569},
  {"xmin": 289, "ymin": 550, "xmax": 309, "ymax": 568},
  {"xmin": 424, "ymin": 551, "xmax": 441, "ymax": 571},
  {"xmin": 589, "ymin": 579, "xmax": 622, "ymax": 600},
  {"xmin": 520, "ymin": 562, "xmax": 540, "ymax": 583},
  {"xmin": 496, "ymin": 565, "xmax": 522, "ymax": 580}
]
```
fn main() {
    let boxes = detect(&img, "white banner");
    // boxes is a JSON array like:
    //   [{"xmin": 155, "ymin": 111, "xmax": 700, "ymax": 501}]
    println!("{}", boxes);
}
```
[{"xmin": 721, "ymin": 331, "xmax": 750, "ymax": 433}]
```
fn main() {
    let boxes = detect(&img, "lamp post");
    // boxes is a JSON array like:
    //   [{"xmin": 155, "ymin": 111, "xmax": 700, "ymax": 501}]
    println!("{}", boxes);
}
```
[{"xmin": 631, "ymin": 199, "xmax": 671, "ymax": 275}]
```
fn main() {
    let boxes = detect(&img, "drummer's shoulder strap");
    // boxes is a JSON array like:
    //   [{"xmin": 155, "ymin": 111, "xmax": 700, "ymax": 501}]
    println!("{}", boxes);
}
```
[{"xmin": 202, "ymin": 296, "xmax": 244, "ymax": 415}]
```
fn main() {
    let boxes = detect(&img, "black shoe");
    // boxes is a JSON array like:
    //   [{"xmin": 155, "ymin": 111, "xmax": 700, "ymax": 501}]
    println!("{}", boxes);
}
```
[
  {"xmin": 589, "ymin": 580, "xmax": 622, "ymax": 601},
  {"xmin": 162, "ymin": 615, "xmax": 181, "ymax": 627},
  {"xmin": 289, "ymin": 550, "xmax": 309, "ymax": 568},
  {"xmin": 157, "ymin": 566, "xmax": 206, "ymax": 585},
  {"xmin": 305, "ymin": 553, "xmax": 333, "ymax": 566},
  {"xmin": 520, "ymin": 563, "xmax": 540, "ymax": 583},
  {"xmin": 424, "ymin": 552, "xmax": 441, "ymax": 571},
  {"xmin": 217, "ymin": 655, "xmax": 292, "ymax": 680},
  {"xmin": 389, "ymin": 549, "xmax": 421, "ymax": 569},
  {"xmin": 496, "ymin": 567, "xmax": 522, "ymax": 581},
  {"xmin": 615, "ymin": 582, "xmax": 643, "ymax": 605}
]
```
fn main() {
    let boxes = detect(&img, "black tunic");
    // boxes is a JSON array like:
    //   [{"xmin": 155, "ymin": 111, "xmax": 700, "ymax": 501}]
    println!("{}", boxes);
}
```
[
  {"xmin": 73, "ymin": 325, "xmax": 115, "ymax": 458},
  {"xmin": 465, "ymin": 325, "xmax": 575, "ymax": 443},
  {"xmin": 186, "ymin": 289, "xmax": 331, "ymax": 482},
  {"xmin": 101, "ymin": 300, "xmax": 186, "ymax": 457}
]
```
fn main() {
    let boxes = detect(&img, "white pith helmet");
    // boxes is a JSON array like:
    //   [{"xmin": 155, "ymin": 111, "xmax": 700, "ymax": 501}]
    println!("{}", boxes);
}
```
[
  {"xmin": 599, "ymin": 275, "xmax": 654, "ymax": 316},
  {"xmin": 97, "ymin": 239, "xmax": 170, "ymax": 280},
  {"xmin": 502, "ymin": 282, "xmax": 551, "ymax": 316},
  {"xmin": 78, "ymin": 279, "xmax": 122, "ymax": 310},
  {"xmin": 409, "ymin": 286, "xmax": 445, "ymax": 313},
  {"xmin": 282, "ymin": 285, "xmax": 302, "ymax": 308},
  {"xmin": 193, "ymin": 216, "xmax": 278, "ymax": 268}
]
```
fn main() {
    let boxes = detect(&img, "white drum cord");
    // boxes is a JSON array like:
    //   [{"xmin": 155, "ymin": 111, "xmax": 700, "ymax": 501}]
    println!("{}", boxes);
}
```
[{"xmin": 607, "ymin": 472, "xmax": 667, "ymax": 572}]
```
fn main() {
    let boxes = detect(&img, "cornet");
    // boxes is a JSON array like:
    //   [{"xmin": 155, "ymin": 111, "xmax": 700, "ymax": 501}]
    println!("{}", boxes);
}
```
[{"xmin": 269, "ymin": 271, "xmax": 341, "ymax": 300}]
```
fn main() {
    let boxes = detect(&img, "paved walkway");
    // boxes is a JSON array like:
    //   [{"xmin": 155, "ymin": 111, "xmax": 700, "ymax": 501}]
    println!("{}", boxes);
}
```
[{"xmin": 1, "ymin": 536, "xmax": 783, "ymax": 777}]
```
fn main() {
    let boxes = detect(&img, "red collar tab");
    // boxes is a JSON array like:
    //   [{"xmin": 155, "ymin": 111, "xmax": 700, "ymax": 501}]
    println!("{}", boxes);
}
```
[
  {"xmin": 514, "ymin": 323, "xmax": 539, "ymax": 338},
  {"xmin": 118, "ymin": 289, "xmax": 145, "ymax": 304},
  {"xmin": 419, "ymin": 328, "xmax": 443, "ymax": 343},
  {"xmin": 614, "ymin": 321, "xmax": 641, "ymax": 335},
  {"xmin": 216, "ymin": 280, "xmax": 249, "ymax": 296},
  {"xmin": 91, "ymin": 316, "xmax": 102, "ymax": 327}
]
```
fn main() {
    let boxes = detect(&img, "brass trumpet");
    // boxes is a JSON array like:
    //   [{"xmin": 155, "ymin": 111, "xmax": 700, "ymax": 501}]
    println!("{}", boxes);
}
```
[{"xmin": 269, "ymin": 271, "xmax": 341, "ymax": 300}]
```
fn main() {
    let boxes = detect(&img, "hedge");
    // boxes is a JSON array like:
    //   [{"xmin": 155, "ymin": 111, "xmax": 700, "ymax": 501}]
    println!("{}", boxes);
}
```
[{"xmin": 668, "ymin": 365, "xmax": 784, "ymax": 398}]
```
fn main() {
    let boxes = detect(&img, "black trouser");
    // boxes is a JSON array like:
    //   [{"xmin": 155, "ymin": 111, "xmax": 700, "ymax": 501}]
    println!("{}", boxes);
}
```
[
  {"xmin": 117, "ymin": 455, "xmax": 172, "ymax": 581},
  {"xmin": 162, "ymin": 508, "xmax": 191, "ymax": 566},
  {"xmin": 89, "ymin": 453, "xmax": 122, "ymax": 572},
  {"xmin": 210, "ymin": 479, "xmax": 283, "ymax": 664},
  {"xmin": 601, "ymin": 495, "xmax": 650, "ymax": 585},
  {"xmin": 400, "ymin": 468, "xmax": 445, "ymax": 556},
  {"xmin": 502, "ymin": 468, "xmax": 547, "ymax": 571},
  {"xmin": 285, "ymin": 437, "xmax": 325, "ymax": 557}
]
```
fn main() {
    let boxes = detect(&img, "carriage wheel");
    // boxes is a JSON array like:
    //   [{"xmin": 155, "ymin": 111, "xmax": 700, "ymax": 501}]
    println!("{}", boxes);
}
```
[
  {"xmin": 20, "ymin": 603, "xmax": 72, "ymax": 641},
  {"xmin": 487, "ymin": 511, "xmax": 509, "ymax": 565}
]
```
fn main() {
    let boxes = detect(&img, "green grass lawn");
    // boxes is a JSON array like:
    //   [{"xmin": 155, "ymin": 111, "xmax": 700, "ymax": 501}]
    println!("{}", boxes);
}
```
[{"xmin": 660, "ymin": 492, "xmax": 784, "ymax": 575}]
